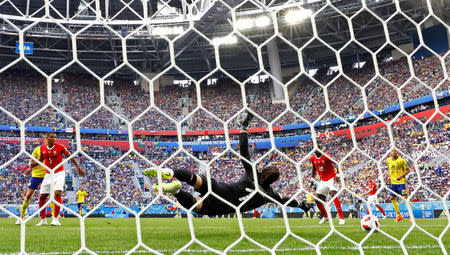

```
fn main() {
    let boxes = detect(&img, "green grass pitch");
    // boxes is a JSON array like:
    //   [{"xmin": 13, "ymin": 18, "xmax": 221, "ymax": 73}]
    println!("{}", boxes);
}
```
[{"xmin": 0, "ymin": 217, "xmax": 448, "ymax": 254}]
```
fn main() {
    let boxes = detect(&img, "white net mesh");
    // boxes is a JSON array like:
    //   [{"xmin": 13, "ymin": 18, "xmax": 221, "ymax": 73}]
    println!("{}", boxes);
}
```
[{"xmin": 0, "ymin": 0, "xmax": 449, "ymax": 254}]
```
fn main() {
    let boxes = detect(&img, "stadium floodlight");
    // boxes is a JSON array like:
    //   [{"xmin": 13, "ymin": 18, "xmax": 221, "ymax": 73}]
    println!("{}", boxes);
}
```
[
  {"xmin": 284, "ymin": 8, "xmax": 313, "ymax": 24},
  {"xmin": 254, "ymin": 16, "xmax": 271, "ymax": 28},
  {"xmin": 212, "ymin": 34, "xmax": 238, "ymax": 46},
  {"xmin": 236, "ymin": 18, "xmax": 254, "ymax": 30}
]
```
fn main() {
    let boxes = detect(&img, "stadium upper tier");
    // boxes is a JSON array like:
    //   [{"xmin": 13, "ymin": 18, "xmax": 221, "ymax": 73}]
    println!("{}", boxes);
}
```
[{"xmin": 0, "ymin": 54, "xmax": 448, "ymax": 134}]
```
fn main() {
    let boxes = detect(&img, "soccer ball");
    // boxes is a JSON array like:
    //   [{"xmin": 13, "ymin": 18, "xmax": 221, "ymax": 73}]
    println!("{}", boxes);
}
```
[{"xmin": 361, "ymin": 215, "xmax": 380, "ymax": 231}]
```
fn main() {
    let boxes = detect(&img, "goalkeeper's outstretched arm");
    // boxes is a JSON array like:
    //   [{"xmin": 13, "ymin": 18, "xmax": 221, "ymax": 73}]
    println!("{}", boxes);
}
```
[
  {"xmin": 271, "ymin": 191, "xmax": 311, "ymax": 212},
  {"xmin": 239, "ymin": 112, "xmax": 254, "ymax": 178}
]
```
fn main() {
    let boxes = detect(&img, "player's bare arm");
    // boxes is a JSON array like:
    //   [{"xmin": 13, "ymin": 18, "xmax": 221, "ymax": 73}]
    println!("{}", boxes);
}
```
[
  {"xmin": 334, "ymin": 171, "xmax": 340, "ymax": 184},
  {"xmin": 25, "ymin": 161, "xmax": 34, "ymax": 176},
  {"xmin": 310, "ymin": 164, "xmax": 317, "ymax": 187},
  {"xmin": 330, "ymin": 157, "xmax": 340, "ymax": 184},
  {"xmin": 68, "ymin": 154, "xmax": 85, "ymax": 177},
  {"xmin": 363, "ymin": 187, "xmax": 375, "ymax": 197},
  {"xmin": 29, "ymin": 154, "xmax": 44, "ymax": 169}
]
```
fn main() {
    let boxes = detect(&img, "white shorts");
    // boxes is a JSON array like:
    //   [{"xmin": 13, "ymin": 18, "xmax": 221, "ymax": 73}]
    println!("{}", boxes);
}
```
[
  {"xmin": 367, "ymin": 194, "xmax": 380, "ymax": 205},
  {"xmin": 40, "ymin": 171, "xmax": 65, "ymax": 194},
  {"xmin": 316, "ymin": 178, "xmax": 338, "ymax": 196}
]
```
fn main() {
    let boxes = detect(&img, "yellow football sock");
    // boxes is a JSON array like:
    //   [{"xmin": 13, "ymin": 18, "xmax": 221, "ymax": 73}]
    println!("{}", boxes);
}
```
[
  {"xmin": 392, "ymin": 199, "xmax": 400, "ymax": 215},
  {"xmin": 50, "ymin": 202, "xmax": 55, "ymax": 217},
  {"xmin": 20, "ymin": 199, "xmax": 30, "ymax": 218}
]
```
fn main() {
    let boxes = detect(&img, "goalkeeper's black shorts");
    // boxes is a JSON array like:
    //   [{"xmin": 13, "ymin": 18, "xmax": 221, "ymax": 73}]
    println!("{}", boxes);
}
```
[{"xmin": 195, "ymin": 175, "xmax": 236, "ymax": 216}]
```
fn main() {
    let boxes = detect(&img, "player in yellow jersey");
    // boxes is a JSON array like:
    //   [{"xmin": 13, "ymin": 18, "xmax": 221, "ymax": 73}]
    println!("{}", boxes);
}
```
[
  {"xmin": 387, "ymin": 150, "xmax": 410, "ymax": 222},
  {"xmin": 305, "ymin": 194, "xmax": 317, "ymax": 217},
  {"xmin": 75, "ymin": 187, "xmax": 87, "ymax": 216},
  {"xmin": 16, "ymin": 144, "xmax": 46, "ymax": 224}
]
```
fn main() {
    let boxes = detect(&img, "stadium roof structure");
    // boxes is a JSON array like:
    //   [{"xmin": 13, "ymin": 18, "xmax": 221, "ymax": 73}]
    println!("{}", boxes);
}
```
[{"xmin": 0, "ymin": 0, "xmax": 448, "ymax": 79}]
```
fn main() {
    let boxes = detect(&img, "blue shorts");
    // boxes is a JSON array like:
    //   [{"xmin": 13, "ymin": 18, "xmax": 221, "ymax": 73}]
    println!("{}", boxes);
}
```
[
  {"xmin": 78, "ymin": 202, "xmax": 84, "ymax": 208},
  {"xmin": 390, "ymin": 184, "xmax": 408, "ymax": 197},
  {"xmin": 28, "ymin": 177, "xmax": 44, "ymax": 189}
]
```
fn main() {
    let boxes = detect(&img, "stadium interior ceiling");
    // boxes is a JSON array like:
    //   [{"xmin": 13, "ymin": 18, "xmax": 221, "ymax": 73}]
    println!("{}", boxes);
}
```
[{"xmin": 0, "ymin": 0, "xmax": 448, "ymax": 80}]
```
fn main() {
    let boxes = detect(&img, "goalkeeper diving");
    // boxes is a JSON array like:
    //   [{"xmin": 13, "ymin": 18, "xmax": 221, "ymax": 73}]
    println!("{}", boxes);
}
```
[{"xmin": 145, "ymin": 112, "xmax": 311, "ymax": 216}]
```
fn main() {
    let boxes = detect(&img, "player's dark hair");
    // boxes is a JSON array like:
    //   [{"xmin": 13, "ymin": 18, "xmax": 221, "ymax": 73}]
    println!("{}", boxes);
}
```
[
  {"xmin": 45, "ymin": 132, "xmax": 56, "ymax": 138},
  {"xmin": 315, "ymin": 144, "xmax": 324, "ymax": 157},
  {"xmin": 258, "ymin": 166, "xmax": 280, "ymax": 187}
]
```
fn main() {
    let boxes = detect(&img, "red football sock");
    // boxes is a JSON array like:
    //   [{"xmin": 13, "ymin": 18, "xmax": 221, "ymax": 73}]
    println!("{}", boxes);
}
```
[
  {"xmin": 334, "ymin": 198, "xmax": 344, "ymax": 219},
  {"xmin": 377, "ymin": 205, "xmax": 386, "ymax": 216},
  {"xmin": 316, "ymin": 201, "xmax": 328, "ymax": 218},
  {"xmin": 39, "ymin": 198, "xmax": 46, "ymax": 220},
  {"xmin": 54, "ymin": 196, "xmax": 62, "ymax": 218}
]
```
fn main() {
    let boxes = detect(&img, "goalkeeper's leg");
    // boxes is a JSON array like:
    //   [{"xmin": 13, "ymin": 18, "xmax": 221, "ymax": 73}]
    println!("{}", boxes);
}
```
[
  {"xmin": 155, "ymin": 185, "xmax": 203, "ymax": 212},
  {"xmin": 152, "ymin": 174, "xmax": 232, "ymax": 216},
  {"xmin": 145, "ymin": 168, "xmax": 203, "ymax": 190}
]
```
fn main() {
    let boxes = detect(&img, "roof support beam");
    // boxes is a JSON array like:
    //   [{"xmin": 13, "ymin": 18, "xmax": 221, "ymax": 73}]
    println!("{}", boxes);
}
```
[
  {"xmin": 107, "ymin": 30, "xmax": 118, "ymax": 67},
  {"xmin": 196, "ymin": 39, "xmax": 212, "ymax": 71}
]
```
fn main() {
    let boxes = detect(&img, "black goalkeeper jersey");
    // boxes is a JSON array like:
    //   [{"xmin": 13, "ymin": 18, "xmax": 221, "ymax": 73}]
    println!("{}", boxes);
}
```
[{"xmin": 196, "ymin": 133, "xmax": 299, "ymax": 216}]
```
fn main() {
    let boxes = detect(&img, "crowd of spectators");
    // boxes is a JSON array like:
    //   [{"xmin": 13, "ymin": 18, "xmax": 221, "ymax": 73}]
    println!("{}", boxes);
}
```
[
  {"xmin": 62, "ymin": 73, "xmax": 101, "ymax": 122},
  {"xmin": 0, "ymin": 53, "xmax": 448, "ymax": 212},
  {"xmin": 246, "ymin": 81, "xmax": 286, "ymax": 124},
  {"xmin": 0, "ymin": 70, "xmax": 47, "ymax": 126},
  {"xmin": 0, "ymin": 54, "xmax": 447, "ymax": 133},
  {"xmin": 290, "ymin": 54, "xmax": 448, "ymax": 123},
  {"xmin": 0, "ymin": 114, "xmax": 448, "ymax": 209}
]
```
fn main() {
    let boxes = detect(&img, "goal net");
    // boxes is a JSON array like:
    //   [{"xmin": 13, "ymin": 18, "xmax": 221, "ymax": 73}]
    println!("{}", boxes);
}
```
[{"xmin": 0, "ymin": 0, "xmax": 449, "ymax": 254}]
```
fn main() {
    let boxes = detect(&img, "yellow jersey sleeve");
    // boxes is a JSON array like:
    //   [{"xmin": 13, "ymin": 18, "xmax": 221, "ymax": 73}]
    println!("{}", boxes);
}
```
[
  {"xmin": 401, "ymin": 158, "xmax": 408, "ymax": 171},
  {"xmin": 31, "ymin": 147, "xmax": 46, "ymax": 178},
  {"xmin": 306, "ymin": 194, "xmax": 314, "ymax": 203}
]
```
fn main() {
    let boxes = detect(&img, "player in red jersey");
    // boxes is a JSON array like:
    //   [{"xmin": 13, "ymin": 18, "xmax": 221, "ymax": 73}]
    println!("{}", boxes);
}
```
[
  {"xmin": 363, "ymin": 177, "xmax": 387, "ymax": 219},
  {"xmin": 253, "ymin": 209, "xmax": 261, "ymax": 218},
  {"xmin": 309, "ymin": 145, "xmax": 345, "ymax": 225},
  {"xmin": 31, "ymin": 133, "xmax": 85, "ymax": 226}
]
